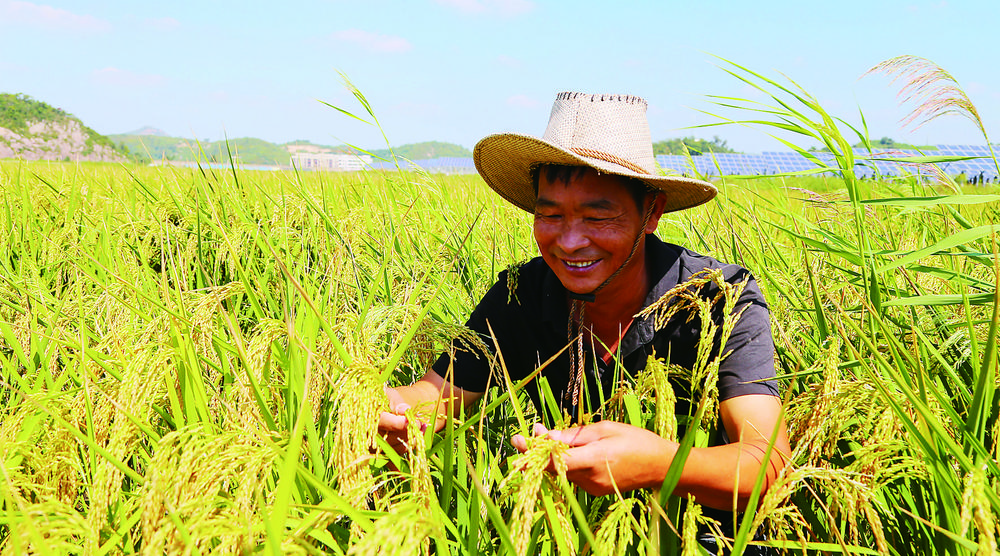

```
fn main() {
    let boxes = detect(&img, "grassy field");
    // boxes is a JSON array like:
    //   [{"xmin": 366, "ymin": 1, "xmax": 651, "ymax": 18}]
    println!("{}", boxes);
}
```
[{"xmin": 1, "ymin": 61, "xmax": 999, "ymax": 555}]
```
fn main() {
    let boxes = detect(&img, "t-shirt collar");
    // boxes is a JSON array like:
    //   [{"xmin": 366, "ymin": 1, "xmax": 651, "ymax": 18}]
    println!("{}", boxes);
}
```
[{"xmin": 620, "ymin": 235, "xmax": 680, "ymax": 358}]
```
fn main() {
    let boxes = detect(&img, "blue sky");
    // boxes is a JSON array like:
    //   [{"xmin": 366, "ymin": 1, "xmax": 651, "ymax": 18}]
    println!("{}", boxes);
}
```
[{"xmin": 1, "ymin": 0, "xmax": 997, "ymax": 152}]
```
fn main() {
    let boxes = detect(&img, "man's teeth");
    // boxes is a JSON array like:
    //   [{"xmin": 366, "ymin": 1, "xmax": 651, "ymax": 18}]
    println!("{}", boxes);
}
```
[{"xmin": 566, "ymin": 260, "xmax": 597, "ymax": 268}]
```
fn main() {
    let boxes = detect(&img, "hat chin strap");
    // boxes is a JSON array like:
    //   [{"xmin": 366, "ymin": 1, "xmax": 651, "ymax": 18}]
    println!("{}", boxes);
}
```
[{"xmin": 563, "ymin": 198, "xmax": 655, "ymax": 419}]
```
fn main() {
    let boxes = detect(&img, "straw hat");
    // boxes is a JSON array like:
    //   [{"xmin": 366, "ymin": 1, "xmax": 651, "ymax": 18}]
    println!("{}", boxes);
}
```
[{"xmin": 474, "ymin": 92, "xmax": 717, "ymax": 213}]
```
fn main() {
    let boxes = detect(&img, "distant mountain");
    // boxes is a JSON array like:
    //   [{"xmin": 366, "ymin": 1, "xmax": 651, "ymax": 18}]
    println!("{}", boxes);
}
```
[
  {"xmin": 0, "ymin": 93, "xmax": 125, "ymax": 162},
  {"xmin": 652, "ymin": 136, "xmax": 737, "ymax": 155},
  {"xmin": 109, "ymin": 134, "xmax": 473, "ymax": 166},
  {"xmin": 371, "ymin": 141, "xmax": 472, "ymax": 160},
  {"xmin": 109, "ymin": 134, "xmax": 293, "ymax": 166},
  {"xmin": 125, "ymin": 126, "xmax": 169, "ymax": 136}
]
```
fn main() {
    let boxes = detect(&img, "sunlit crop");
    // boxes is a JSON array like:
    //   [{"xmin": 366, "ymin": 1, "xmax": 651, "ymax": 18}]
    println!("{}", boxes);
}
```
[{"xmin": 1, "ymin": 59, "xmax": 997, "ymax": 555}]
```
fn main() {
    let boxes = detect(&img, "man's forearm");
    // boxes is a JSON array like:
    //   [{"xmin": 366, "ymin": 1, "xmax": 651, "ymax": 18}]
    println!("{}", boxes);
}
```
[
  {"xmin": 662, "ymin": 394, "xmax": 790, "ymax": 511},
  {"xmin": 663, "ymin": 437, "xmax": 787, "ymax": 511}
]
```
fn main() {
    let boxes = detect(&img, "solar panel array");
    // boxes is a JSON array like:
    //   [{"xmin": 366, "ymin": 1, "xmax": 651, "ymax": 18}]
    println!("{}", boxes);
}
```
[
  {"xmin": 359, "ymin": 146, "xmax": 999, "ymax": 182},
  {"xmin": 657, "ymin": 145, "xmax": 999, "ymax": 182}
]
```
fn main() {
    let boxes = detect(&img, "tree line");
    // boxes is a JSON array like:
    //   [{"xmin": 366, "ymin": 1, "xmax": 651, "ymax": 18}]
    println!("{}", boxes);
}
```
[{"xmin": 652, "ymin": 136, "xmax": 736, "ymax": 155}]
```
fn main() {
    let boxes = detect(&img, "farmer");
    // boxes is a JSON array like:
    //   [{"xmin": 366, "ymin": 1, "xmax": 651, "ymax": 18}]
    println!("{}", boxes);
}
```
[{"xmin": 379, "ymin": 92, "xmax": 789, "ymax": 545}]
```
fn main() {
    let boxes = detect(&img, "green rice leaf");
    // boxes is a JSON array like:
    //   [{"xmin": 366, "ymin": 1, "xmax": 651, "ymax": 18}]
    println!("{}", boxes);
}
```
[
  {"xmin": 883, "ymin": 292, "xmax": 996, "ymax": 306},
  {"xmin": 859, "ymin": 194, "xmax": 1000, "ymax": 206},
  {"xmin": 876, "ymin": 225, "xmax": 998, "ymax": 273}
]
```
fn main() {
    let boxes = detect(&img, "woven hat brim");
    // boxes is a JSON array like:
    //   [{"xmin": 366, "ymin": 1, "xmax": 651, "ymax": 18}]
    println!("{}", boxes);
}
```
[{"xmin": 474, "ymin": 133, "xmax": 718, "ymax": 213}]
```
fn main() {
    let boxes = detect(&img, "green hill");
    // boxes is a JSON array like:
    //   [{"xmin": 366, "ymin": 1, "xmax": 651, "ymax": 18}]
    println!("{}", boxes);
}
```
[
  {"xmin": 107, "ymin": 135, "xmax": 473, "ymax": 166},
  {"xmin": 109, "ymin": 135, "xmax": 293, "ymax": 165},
  {"xmin": 808, "ymin": 136, "xmax": 938, "ymax": 153},
  {"xmin": 1, "ymin": 93, "xmax": 72, "ymax": 135},
  {"xmin": 107, "ymin": 134, "xmax": 186, "ymax": 162},
  {"xmin": 371, "ymin": 141, "xmax": 471, "ymax": 160},
  {"xmin": 212, "ymin": 138, "xmax": 290, "ymax": 165},
  {"xmin": 0, "ymin": 93, "xmax": 123, "ymax": 161}
]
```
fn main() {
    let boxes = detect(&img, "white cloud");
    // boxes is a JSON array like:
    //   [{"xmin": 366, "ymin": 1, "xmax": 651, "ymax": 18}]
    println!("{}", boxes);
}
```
[
  {"xmin": 91, "ymin": 67, "xmax": 166, "ymax": 88},
  {"xmin": 332, "ymin": 29, "xmax": 412, "ymax": 53},
  {"xmin": 506, "ymin": 94, "xmax": 539, "ymax": 109},
  {"xmin": 0, "ymin": 0, "xmax": 111, "ymax": 32},
  {"xmin": 436, "ymin": 0, "xmax": 535, "ymax": 16}
]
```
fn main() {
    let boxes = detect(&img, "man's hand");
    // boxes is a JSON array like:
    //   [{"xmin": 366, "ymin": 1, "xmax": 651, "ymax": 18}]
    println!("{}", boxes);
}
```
[
  {"xmin": 511, "ymin": 395, "xmax": 790, "ymax": 510},
  {"xmin": 512, "ymin": 421, "xmax": 673, "ymax": 496},
  {"xmin": 376, "ymin": 373, "xmax": 484, "ymax": 455},
  {"xmin": 377, "ymin": 385, "xmax": 416, "ymax": 454}
]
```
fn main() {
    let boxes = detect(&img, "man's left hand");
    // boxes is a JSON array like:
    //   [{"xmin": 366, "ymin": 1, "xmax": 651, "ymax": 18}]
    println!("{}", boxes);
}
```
[
  {"xmin": 511, "ymin": 395, "xmax": 790, "ymax": 510},
  {"xmin": 511, "ymin": 421, "xmax": 674, "ymax": 496}
]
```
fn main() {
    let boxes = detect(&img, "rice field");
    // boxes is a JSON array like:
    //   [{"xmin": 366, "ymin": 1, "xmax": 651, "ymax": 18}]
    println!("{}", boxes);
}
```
[{"xmin": 1, "ymin": 60, "xmax": 998, "ymax": 555}]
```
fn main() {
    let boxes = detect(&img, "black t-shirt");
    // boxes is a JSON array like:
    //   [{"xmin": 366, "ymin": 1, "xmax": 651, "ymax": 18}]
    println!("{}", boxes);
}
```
[{"xmin": 432, "ymin": 235, "xmax": 778, "ymax": 418}]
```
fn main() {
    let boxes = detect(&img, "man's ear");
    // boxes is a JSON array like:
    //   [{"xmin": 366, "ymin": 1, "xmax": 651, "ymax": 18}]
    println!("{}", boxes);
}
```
[{"xmin": 644, "ymin": 192, "xmax": 668, "ymax": 234}]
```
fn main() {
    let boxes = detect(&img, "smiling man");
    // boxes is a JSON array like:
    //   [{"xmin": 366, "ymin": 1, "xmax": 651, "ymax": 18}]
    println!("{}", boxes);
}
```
[{"xmin": 379, "ymin": 92, "xmax": 789, "ymax": 552}]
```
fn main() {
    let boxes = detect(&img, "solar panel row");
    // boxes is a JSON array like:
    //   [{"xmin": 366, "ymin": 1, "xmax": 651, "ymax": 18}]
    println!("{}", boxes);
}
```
[
  {"xmin": 655, "ymin": 145, "xmax": 998, "ymax": 180},
  {"xmin": 359, "ymin": 146, "xmax": 999, "ymax": 181}
]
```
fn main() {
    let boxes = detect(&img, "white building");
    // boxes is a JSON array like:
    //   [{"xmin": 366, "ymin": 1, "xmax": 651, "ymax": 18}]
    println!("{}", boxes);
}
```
[{"xmin": 291, "ymin": 152, "xmax": 373, "ymax": 171}]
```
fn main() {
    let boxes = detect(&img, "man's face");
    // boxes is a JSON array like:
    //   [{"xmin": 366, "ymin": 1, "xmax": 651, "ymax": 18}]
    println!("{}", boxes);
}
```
[{"xmin": 533, "ymin": 168, "xmax": 649, "ymax": 295}]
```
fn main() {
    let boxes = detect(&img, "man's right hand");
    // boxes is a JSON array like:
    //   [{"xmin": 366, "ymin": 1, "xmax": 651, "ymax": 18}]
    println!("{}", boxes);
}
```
[
  {"xmin": 377, "ymin": 385, "xmax": 413, "ymax": 454},
  {"xmin": 375, "ymin": 373, "xmax": 484, "ymax": 455}
]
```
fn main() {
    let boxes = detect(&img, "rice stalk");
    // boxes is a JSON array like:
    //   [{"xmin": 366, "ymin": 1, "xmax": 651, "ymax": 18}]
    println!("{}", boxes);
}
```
[
  {"xmin": 0, "ymin": 388, "xmax": 78, "ymax": 507},
  {"xmin": 237, "ymin": 318, "xmax": 288, "ymax": 426},
  {"xmin": 592, "ymin": 497, "xmax": 645, "ymax": 556},
  {"xmin": 865, "ymin": 56, "xmax": 990, "ymax": 144},
  {"xmin": 679, "ymin": 496, "xmax": 702, "ymax": 556},
  {"xmin": 633, "ymin": 355, "xmax": 678, "ymax": 441},
  {"xmin": 638, "ymin": 268, "xmax": 750, "ymax": 429},
  {"xmin": 346, "ymin": 407, "xmax": 440, "ymax": 556},
  {"xmin": 344, "ymin": 500, "xmax": 437, "ymax": 556},
  {"xmin": 329, "ymin": 365, "xmax": 388, "ymax": 512},
  {"xmin": 0, "ymin": 499, "xmax": 89, "ymax": 556},
  {"xmin": 498, "ymin": 435, "xmax": 570, "ymax": 555},
  {"xmin": 402, "ymin": 406, "xmax": 434, "ymax": 501},
  {"xmin": 959, "ymin": 465, "xmax": 998, "ymax": 556},
  {"xmin": 751, "ymin": 464, "xmax": 888, "ymax": 554},
  {"xmin": 139, "ymin": 425, "xmax": 278, "ymax": 555},
  {"xmin": 866, "ymin": 54, "xmax": 1000, "ymax": 180},
  {"xmin": 84, "ymin": 346, "xmax": 170, "ymax": 552}
]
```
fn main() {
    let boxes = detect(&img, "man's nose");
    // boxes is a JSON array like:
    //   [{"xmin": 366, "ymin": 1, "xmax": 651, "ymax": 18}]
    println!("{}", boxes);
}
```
[{"xmin": 557, "ymin": 220, "xmax": 590, "ymax": 252}]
